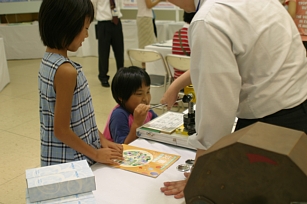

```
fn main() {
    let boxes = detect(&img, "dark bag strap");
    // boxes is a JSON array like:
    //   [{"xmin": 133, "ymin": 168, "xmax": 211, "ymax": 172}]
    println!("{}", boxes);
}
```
[{"xmin": 178, "ymin": 29, "xmax": 190, "ymax": 56}]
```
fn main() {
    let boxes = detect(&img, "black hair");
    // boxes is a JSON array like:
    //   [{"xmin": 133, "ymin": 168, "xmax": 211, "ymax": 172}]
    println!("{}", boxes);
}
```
[
  {"xmin": 38, "ymin": 0, "xmax": 94, "ymax": 49},
  {"xmin": 111, "ymin": 66, "xmax": 151, "ymax": 108},
  {"xmin": 183, "ymin": 12, "xmax": 196, "ymax": 24}
]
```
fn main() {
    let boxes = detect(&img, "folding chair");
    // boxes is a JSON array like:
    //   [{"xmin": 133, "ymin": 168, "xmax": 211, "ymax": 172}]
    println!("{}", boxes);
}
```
[
  {"xmin": 127, "ymin": 48, "xmax": 172, "ymax": 105},
  {"xmin": 165, "ymin": 54, "xmax": 191, "ymax": 111}
]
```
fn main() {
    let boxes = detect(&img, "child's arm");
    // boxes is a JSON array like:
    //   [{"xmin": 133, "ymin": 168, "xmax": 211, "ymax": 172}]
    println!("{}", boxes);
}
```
[
  {"xmin": 53, "ymin": 63, "xmax": 122, "ymax": 164},
  {"xmin": 123, "ymin": 104, "xmax": 150, "ymax": 144}
]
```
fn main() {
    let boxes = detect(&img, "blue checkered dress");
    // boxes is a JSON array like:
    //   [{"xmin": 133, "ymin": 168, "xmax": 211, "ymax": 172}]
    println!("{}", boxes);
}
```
[{"xmin": 38, "ymin": 53, "xmax": 101, "ymax": 166}]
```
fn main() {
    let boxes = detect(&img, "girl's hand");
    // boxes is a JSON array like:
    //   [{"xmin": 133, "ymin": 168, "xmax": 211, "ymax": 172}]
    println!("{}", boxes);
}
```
[
  {"xmin": 95, "ymin": 147, "xmax": 123, "ymax": 165},
  {"xmin": 105, "ymin": 140, "xmax": 123, "ymax": 153},
  {"xmin": 133, "ymin": 104, "xmax": 150, "ymax": 126},
  {"xmin": 100, "ymin": 136, "xmax": 123, "ymax": 153}
]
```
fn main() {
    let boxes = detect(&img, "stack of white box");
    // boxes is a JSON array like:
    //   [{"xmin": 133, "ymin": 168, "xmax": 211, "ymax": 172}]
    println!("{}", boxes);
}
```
[{"xmin": 25, "ymin": 160, "xmax": 96, "ymax": 204}]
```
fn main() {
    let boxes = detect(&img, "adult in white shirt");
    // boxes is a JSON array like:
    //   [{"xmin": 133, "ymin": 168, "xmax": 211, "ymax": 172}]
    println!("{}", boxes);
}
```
[
  {"xmin": 92, "ymin": 0, "xmax": 124, "ymax": 87},
  {"xmin": 160, "ymin": 0, "xmax": 307, "ymax": 199},
  {"xmin": 136, "ymin": 0, "xmax": 164, "ymax": 67}
]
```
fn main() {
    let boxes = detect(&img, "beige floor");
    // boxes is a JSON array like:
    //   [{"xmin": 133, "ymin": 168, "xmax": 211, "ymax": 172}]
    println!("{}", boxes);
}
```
[{"xmin": 0, "ymin": 56, "xmax": 166, "ymax": 203}]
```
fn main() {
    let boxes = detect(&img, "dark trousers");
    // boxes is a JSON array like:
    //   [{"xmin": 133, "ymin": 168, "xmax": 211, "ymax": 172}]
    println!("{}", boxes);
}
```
[
  {"xmin": 97, "ymin": 20, "xmax": 124, "ymax": 82},
  {"xmin": 235, "ymin": 99, "xmax": 307, "ymax": 134}
]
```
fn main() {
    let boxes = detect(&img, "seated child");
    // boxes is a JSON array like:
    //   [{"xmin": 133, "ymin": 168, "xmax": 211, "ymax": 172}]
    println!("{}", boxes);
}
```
[{"xmin": 103, "ymin": 66, "xmax": 158, "ymax": 144}]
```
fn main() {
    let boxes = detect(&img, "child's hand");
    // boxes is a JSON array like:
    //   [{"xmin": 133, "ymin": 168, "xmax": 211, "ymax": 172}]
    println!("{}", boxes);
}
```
[
  {"xmin": 95, "ymin": 147, "xmax": 123, "ymax": 165},
  {"xmin": 133, "ymin": 104, "xmax": 150, "ymax": 126},
  {"xmin": 105, "ymin": 140, "xmax": 123, "ymax": 153},
  {"xmin": 100, "ymin": 133, "xmax": 123, "ymax": 153}
]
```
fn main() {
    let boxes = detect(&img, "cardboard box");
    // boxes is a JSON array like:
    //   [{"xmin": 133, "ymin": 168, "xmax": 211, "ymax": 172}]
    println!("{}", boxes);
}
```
[
  {"xmin": 26, "ymin": 191, "xmax": 96, "ymax": 204},
  {"xmin": 26, "ymin": 160, "xmax": 90, "ymax": 179},
  {"xmin": 184, "ymin": 122, "xmax": 307, "ymax": 204},
  {"xmin": 26, "ymin": 160, "xmax": 96, "ymax": 203}
]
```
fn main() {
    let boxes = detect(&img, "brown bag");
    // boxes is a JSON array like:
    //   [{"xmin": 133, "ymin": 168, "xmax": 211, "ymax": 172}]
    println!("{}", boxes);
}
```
[{"xmin": 178, "ymin": 29, "xmax": 190, "ymax": 56}]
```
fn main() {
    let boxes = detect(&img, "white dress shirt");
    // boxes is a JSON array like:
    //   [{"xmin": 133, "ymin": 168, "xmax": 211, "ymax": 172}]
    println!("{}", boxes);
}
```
[
  {"xmin": 91, "ymin": 0, "xmax": 123, "ymax": 21},
  {"xmin": 187, "ymin": 0, "xmax": 307, "ymax": 150}
]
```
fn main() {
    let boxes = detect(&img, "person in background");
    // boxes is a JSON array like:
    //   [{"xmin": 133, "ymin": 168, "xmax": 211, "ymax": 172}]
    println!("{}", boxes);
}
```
[
  {"xmin": 171, "ymin": 11, "xmax": 195, "ymax": 80},
  {"xmin": 92, "ymin": 0, "xmax": 124, "ymax": 87},
  {"xmin": 136, "ymin": 0, "xmax": 164, "ymax": 68},
  {"xmin": 160, "ymin": 0, "xmax": 307, "ymax": 199},
  {"xmin": 153, "ymin": 10, "xmax": 158, "ymax": 38},
  {"xmin": 103, "ymin": 66, "xmax": 158, "ymax": 144},
  {"xmin": 38, "ymin": 0, "xmax": 123, "ymax": 166},
  {"xmin": 286, "ymin": 0, "xmax": 307, "ymax": 53}
]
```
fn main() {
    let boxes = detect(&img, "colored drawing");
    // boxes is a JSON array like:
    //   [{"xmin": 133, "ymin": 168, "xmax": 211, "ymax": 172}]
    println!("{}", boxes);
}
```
[
  {"xmin": 110, "ymin": 144, "xmax": 180, "ymax": 178},
  {"xmin": 115, "ymin": 150, "xmax": 153, "ymax": 167}
]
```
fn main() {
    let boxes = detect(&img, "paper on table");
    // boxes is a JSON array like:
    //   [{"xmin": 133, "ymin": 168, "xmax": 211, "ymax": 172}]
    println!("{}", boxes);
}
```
[
  {"xmin": 153, "ymin": 40, "xmax": 173, "ymax": 47},
  {"xmin": 109, "ymin": 144, "xmax": 180, "ymax": 178},
  {"xmin": 141, "ymin": 111, "xmax": 184, "ymax": 134}
]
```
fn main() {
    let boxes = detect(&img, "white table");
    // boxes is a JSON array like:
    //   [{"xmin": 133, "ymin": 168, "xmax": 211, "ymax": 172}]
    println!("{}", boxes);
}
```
[
  {"xmin": 91, "ymin": 138, "xmax": 196, "ymax": 204},
  {"xmin": 0, "ymin": 23, "xmax": 46, "ymax": 60},
  {"xmin": 0, "ymin": 37, "xmax": 10, "ymax": 92},
  {"xmin": 144, "ymin": 40, "xmax": 173, "ymax": 104},
  {"xmin": 145, "ymin": 40, "xmax": 173, "ymax": 76},
  {"xmin": 0, "ymin": 20, "xmax": 173, "ymax": 60},
  {"xmin": 156, "ymin": 20, "xmax": 174, "ymax": 42}
]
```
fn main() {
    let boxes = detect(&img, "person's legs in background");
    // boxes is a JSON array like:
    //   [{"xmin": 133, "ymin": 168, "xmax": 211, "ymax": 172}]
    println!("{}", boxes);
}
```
[
  {"xmin": 137, "ymin": 17, "xmax": 156, "ymax": 69},
  {"xmin": 152, "ymin": 10, "xmax": 157, "ymax": 39},
  {"xmin": 111, "ymin": 19, "xmax": 124, "ymax": 72},
  {"xmin": 97, "ymin": 21, "xmax": 112, "ymax": 87},
  {"xmin": 153, "ymin": 18, "xmax": 157, "ymax": 39}
]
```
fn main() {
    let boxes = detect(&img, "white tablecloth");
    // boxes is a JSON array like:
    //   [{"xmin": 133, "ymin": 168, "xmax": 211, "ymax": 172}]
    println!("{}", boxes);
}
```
[
  {"xmin": 145, "ymin": 40, "xmax": 173, "ymax": 76},
  {"xmin": 0, "ymin": 23, "xmax": 46, "ymax": 60},
  {"xmin": 0, "ymin": 38, "xmax": 10, "ymax": 92},
  {"xmin": 91, "ymin": 138, "xmax": 196, "ymax": 204},
  {"xmin": 0, "ymin": 20, "xmax": 174, "ymax": 60},
  {"xmin": 156, "ymin": 20, "xmax": 174, "ymax": 42}
]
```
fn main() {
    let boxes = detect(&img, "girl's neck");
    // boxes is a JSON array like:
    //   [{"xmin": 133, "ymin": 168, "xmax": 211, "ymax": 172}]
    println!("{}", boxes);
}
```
[{"xmin": 46, "ymin": 47, "xmax": 68, "ymax": 58}]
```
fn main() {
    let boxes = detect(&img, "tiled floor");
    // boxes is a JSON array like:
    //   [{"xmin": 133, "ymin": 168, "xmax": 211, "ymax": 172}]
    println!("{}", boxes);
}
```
[{"xmin": 0, "ymin": 56, "xmax": 159, "ymax": 203}]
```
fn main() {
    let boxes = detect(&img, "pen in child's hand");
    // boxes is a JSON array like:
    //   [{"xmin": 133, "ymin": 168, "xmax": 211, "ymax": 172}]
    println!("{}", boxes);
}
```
[{"xmin": 150, "ymin": 100, "xmax": 181, "ymax": 109}]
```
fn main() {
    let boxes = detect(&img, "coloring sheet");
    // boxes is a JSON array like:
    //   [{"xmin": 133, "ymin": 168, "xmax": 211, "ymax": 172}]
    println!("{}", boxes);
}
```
[{"xmin": 111, "ymin": 144, "xmax": 180, "ymax": 178}]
